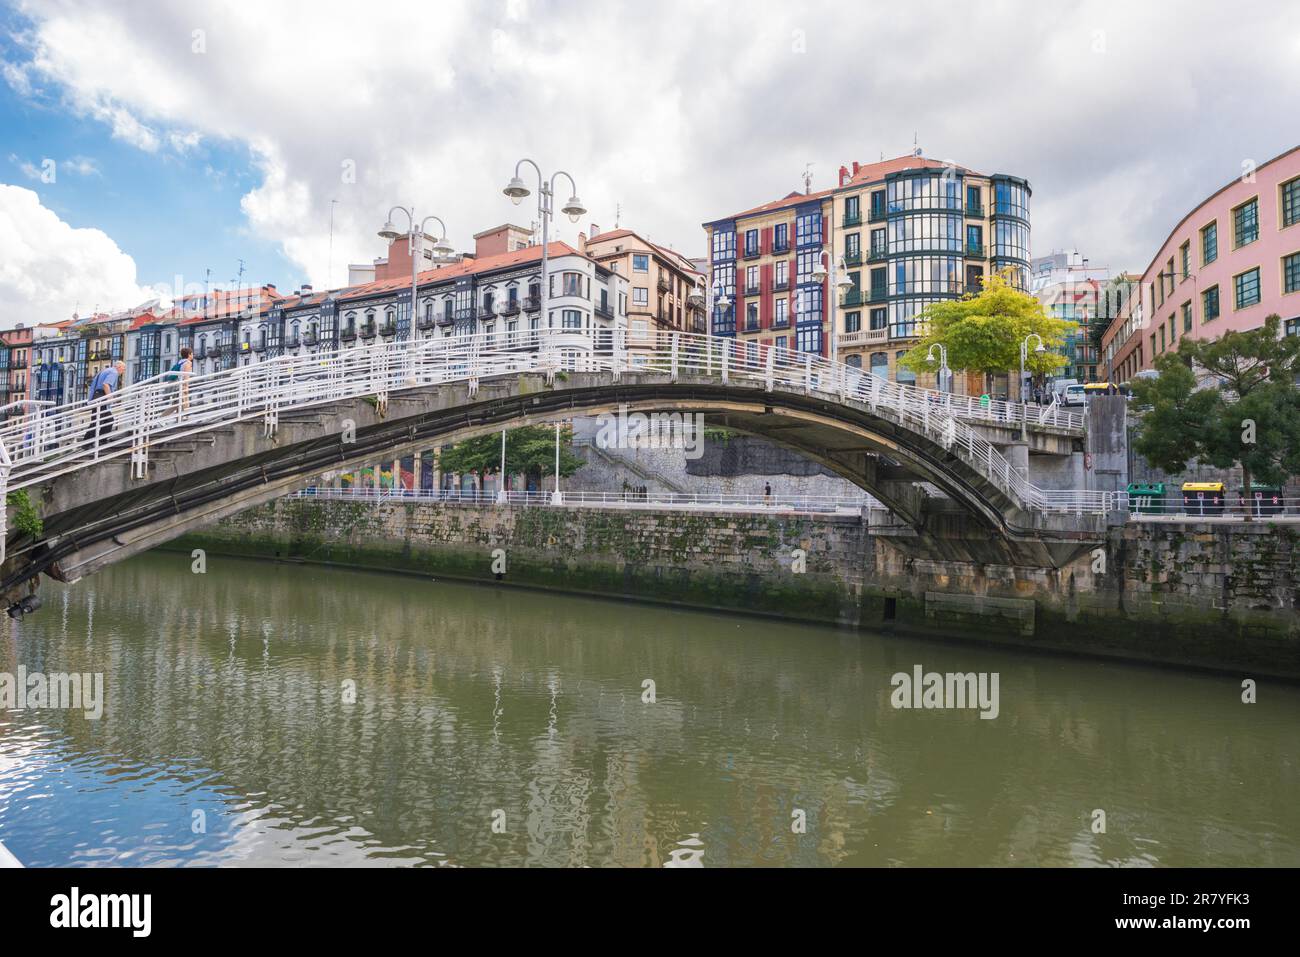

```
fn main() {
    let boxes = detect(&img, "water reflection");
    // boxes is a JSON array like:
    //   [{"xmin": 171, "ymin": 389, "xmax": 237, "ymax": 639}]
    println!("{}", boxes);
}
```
[{"xmin": 0, "ymin": 551, "xmax": 1297, "ymax": 867}]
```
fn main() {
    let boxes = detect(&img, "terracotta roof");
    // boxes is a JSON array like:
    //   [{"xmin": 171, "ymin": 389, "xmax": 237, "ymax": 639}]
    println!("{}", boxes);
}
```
[
  {"xmin": 586, "ymin": 229, "xmax": 703, "ymax": 277},
  {"xmin": 708, "ymin": 155, "xmax": 988, "ymax": 226},
  {"xmin": 334, "ymin": 241, "xmax": 585, "ymax": 303},
  {"xmin": 126, "ymin": 312, "xmax": 161, "ymax": 330}
]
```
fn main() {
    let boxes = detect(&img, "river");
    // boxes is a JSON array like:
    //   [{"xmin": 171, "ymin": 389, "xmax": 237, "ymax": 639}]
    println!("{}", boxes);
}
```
[{"xmin": 1, "ymin": 551, "xmax": 1297, "ymax": 867}]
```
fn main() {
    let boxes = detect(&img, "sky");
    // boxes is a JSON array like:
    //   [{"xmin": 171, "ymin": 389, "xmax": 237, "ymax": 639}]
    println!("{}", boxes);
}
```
[{"xmin": 0, "ymin": 0, "xmax": 1298, "ymax": 326}]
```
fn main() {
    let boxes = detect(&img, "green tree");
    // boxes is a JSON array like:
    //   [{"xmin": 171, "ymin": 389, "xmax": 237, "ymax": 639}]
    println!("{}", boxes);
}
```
[
  {"xmin": 438, "ymin": 424, "xmax": 584, "ymax": 487},
  {"xmin": 1131, "ymin": 314, "xmax": 1300, "ymax": 518},
  {"xmin": 899, "ymin": 269, "xmax": 1074, "ymax": 387}
]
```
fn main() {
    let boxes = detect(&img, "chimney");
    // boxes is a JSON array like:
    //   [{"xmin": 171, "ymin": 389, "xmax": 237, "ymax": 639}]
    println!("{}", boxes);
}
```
[
  {"xmin": 301, "ymin": 283, "xmax": 313, "ymax": 295},
  {"xmin": 838, "ymin": 165, "xmax": 850, "ymax": 187},
  {"xmin": 589, "ymin": 223, "xmax": 600, "ymax": 239},
  {"xmin": 578, "ymin": 231, "xmax": 587, "ymax": 253},
  {"xmin": 265, "ymin": 283, "xmax": 276, "ymax": 293},
  {"xmin": 852, "ymin": 161, "xmax": 860, "ymax": 176}
]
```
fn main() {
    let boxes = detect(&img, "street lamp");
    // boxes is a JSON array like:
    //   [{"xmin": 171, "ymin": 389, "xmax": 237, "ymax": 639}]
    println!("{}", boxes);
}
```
[
  {"xmin": 926, "ymin": 343, "xmax": 950, "ymax": 394},
  {"xmin": 378, "ymin": 206, "xmax": 454, "ymax": 335},
  {"xmin": 811, "ymin": 252, "xmax": 854, "ymax": 363},
  {"xmin": 501, "ymin": 159, "xmax": 586, "ymax": 337},
  {"xmin": 1020, "ymin": 333, "xmax": 1046, "ymax": 403}
]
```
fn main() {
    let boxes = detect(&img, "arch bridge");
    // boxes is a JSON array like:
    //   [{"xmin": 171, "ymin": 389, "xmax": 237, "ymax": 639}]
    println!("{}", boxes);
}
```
[{"xmin": 0, "ymin": 330, "xmax": 1116, "ymax": 615}]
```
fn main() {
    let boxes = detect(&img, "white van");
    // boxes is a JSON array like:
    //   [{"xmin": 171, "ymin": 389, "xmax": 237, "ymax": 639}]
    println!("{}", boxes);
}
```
[
  {"xmin": 1050, "ymin": 378, "xmax": 1080, "ymax": 403},
  {"xmin": 1062, "ymin": 383, "xmax": 1087, "ymax": 407}
]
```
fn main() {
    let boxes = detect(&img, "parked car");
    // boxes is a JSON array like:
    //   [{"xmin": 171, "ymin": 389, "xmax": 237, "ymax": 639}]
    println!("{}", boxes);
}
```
[{"xmin": 1062, "ymin": 383, "xmax": 1087, "ymax": 407}]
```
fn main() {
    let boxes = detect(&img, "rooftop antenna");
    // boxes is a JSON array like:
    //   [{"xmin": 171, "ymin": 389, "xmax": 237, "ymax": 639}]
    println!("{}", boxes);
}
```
[
  {"xmin": 204, "ymin": 267, "xmax": 211, "ymax": 319},
  {"xmin": 327, "ymin": 199, "xmax": 338, "ymax": 287},
  {"xmin": 803, "ymin": 163, "xmax": 814, "ymax": 194},
  {"xmin": 912, "ymin": 133, "xmax": 922, "ymax": 157},
  {"xmin": 615, "ymin": 202, "xmax": 622, "ymax": 229}
]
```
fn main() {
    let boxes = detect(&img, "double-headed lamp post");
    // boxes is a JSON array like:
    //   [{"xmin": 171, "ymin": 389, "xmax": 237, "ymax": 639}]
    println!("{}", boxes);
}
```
[
  {"xmin": 926, "ymin": 343, "xmax": 950, "ymax": 394},
  {"xmin": 377, "ymin": 207, "xmax": 455, "ymax": 331},
  {"xmin": 502, "ymin": 160, "xmax": 586, "ymax": 336},
  {"xmin": 811, "ymin": 252, "xmax": 854, "ymax": 364},
  {"xmin": 691, "ymin": 275, "xmax": 729, "ymax": 340}
]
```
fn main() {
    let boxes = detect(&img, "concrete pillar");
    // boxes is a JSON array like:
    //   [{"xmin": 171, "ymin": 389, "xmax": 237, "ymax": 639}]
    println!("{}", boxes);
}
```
[
  {"xmin": 1086, "ymin": 395, "xmax": 1129, "ymax": 494},
  {"xmin": 1002, "ymin": 441, "xmax": 1030, "ymax": 480}
]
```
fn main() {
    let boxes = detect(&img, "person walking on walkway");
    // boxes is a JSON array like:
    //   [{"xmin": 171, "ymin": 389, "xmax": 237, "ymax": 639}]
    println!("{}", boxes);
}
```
[
  {"xmin": 83, "ymin": 360, "xmax": 125, "ymax": 445},
  {"xmin": 162, "ymin": 347, "xmax": 194, "ymax": 415}
]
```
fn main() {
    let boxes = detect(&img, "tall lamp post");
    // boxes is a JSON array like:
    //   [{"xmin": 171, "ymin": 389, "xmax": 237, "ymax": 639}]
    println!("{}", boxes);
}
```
[
  {"xmin": 501, "ymin": 160, "xmax": 586, "ymax": 337},
  {"xmin": 1020, "ymin": 332, "xmax": 1046, "ymax": 438},
  {"xmin": 377, "ymin": 207, "xmax": 455, "ymax": 333},
  {"xmin": 811, "ymin": 252, "xmax": 854, "ymax": 364},
  {"xmin": 926, "ymin": 343, "xmax": 950, "ymax": 394}
]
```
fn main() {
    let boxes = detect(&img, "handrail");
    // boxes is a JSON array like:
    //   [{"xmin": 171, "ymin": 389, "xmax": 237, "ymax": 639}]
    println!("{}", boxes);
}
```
[{"xmin": 0, "ymin": 329, "xmax": 1111, "ymax": 514}]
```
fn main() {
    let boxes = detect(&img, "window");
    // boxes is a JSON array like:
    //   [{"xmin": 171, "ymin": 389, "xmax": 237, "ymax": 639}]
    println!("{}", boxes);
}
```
[
  {"xmin": 561, "ymin": 310, "xmax": 583, "ymax": 330},
  {"xmin": 1234, "ymin": 268, "xmax": 1261, "ymax": 309},
  {"xmin": 1233, "ymin": 198, "xmax": 1259, "ymax": 248},
  {"xmin": 711, "ymin": 229, "xmax": 736, "ymax": 261},
  {"xmin": 795, "ymin": 210, "xmax": 822, "ymax": 247},
  {"xmin": 1285, "ymin": 252, "xmax": 1300, "ymax": 294},
  {"xmin": 845, "ymin": 233, "xmax": 861, "ymax": 259},
  {"xmin": 745, "ymin": 302, "xmax": 759, "ymax": 330},
  {"xmin": 844, "ymin": 195, "xmax": 860, "ymax": 222},
  {"xmin": 743, "ymin": 229, "xmax": 759, "ymax": 256},
  {"xmin": 845, "ymin": 311, "xmax": 861, "ymax": 333},
  {"xmin": 869, "ymin": 307, "xmax": 886, "ymax": 330},
  {"xmin": 746, "ymin": 265, "xmax": 760, "ymax": 294},
  {"xmin": 870, "ymin": 352, "xmax": 888, "ymax": 376},
  {"xmin": 894, "ymin": 350, "xmax": 916, "ymax": 383},
  {"xmin": 1202, "ymin": 284, "xmax": 1221, "ymax": 322},
  {"xmin": 632, "ymin": 287, "xmax": 648, "ymax": 306},
  {"xmin": 1282, "ymin": 177, "xmax": 1300, "ymax": 229},
  {"xmin": 1182, "ymin": 301, "xmax": 1193, "ymax": 333},
  {"xmin": 773, "ymin": 223, "xmax": 788, "ymax": 251},
  {"xmin": 1179, "ymin": 241, "xmax": 1190, "ymax": 280},
  {"xmin": 773, "ymin": 298, "xmax": 788, "ymax": 326},
  {"xmin": 1201, "ymin": 221, "xmax": 1218, "ymax": 265},
  {"xmin": 633, "ymin": 254, "xmax": 649, "ymax": 272},
  {"xmin": 774, "ymin": 261, "xmax": 789, "ymax": 288}
]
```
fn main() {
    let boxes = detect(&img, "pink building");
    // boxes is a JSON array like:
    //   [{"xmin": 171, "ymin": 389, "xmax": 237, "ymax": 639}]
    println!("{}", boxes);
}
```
[{"xmin": 1102, "ymin": 145, "xmax": 1300, "ymax": 382}]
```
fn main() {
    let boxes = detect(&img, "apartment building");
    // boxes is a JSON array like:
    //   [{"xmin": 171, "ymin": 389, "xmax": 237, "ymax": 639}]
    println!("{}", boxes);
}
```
[
  {"xmin": 582, "ymin": 226, "xmax": 704, "ymax": 351},
  {"xmin": 1102, "ymin": 144, "xmax": 1300, "ymax": 382},
  {"xmin": 0, "ymin": 325, "xmax": 33, "ymax": 412},
  {"xmin": 704, "ymin": 153, "xmax": 1032, "ymax": 392}
]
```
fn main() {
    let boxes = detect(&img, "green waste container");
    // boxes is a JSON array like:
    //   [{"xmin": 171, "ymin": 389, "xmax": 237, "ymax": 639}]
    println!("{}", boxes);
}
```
[
  {"xmin": 1127, "ymin": 483, "xmax": 1166, "ymax": 514},
  {"xmin": 1241, "ymin": 484, "xmax": 1285, "ymax": 517}
]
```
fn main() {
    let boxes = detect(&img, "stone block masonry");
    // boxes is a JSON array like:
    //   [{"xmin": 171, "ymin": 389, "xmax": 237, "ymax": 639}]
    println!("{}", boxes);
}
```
[{"xmin": 171, "ymin": 500, "xmax": 1300, "ymax": 679}]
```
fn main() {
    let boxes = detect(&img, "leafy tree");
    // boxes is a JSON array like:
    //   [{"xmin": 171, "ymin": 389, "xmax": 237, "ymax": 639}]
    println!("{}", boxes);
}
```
[
  {"xmin": 1131, "ymin": 314, "xmax": 1300, "ymax": 517},
  {"xmin": 899, "ymin": 269, "xmax": 1075, "ymax": 385},
  {"xmin": 438, "ymin": 424, "xmax": 584, "ymax": 487}
]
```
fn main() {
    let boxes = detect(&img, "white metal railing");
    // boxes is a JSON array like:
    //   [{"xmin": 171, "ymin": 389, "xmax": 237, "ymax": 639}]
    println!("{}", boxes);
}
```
[
  {"xmin": 294, "ymin": 485, "xmax": 880, "ymax": 515},
  {"xmin": 0, "ymin": 329, "xmax": 1109, "ymax": 516}
]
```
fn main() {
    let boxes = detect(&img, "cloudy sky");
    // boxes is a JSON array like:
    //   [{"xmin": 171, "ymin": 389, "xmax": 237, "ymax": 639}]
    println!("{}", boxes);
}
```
[{"xmin": 1, "ymin": 0, "xmax": 1298, "ymax": 324}]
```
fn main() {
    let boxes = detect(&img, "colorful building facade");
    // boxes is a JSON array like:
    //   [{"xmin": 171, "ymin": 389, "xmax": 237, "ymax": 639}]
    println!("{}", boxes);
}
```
[{"xmin": 1102, "ymin": 145, "xmax": 1300, "ymax": 382}]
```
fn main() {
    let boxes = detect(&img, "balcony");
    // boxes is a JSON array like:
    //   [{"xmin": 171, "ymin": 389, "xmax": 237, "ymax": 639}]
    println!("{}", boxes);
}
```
[
  {"xmin": 772, "ymin": 279, "xmax": 790, "ymax": 292},
  {"xmin": 417, "ymin": 318, "xmax": 436, "ymax": 331},
  {"xmin": 523, "ymin": 295, "xmax": 541, "ymax": 312},
  {"xmin": 742, "ymin": 246, "xmax": 761, "ymax": 260},
  {"xmin": 868, "ymin": 245, "xmax": 888, "ymax": 262},
  {"xmin": 303, "ymin": 333, "xmax": 319, "ymax": 347},
  {"xmin": 771, "ymin": 316, "xmax": 789, "ymax": 329},
  {"xmin": 360, "ymin": 325, "xmax": 377, "ymax": 340},
  {"xmin": 436, "ymin": 312, "xmax": 455, "ymax": 327},
  {"xmin": 340, "ymin": 330, "xmax": 357, "ymax": 342},
  {"xmin": 966, "ymin": 203, "xmax": 984, "ymax": 218},
  {"xmin": 745, "ymin": 285, "xmax": 761, "ymax": 297},
  {"xmin": 595, "ymin": 303, "xmax": 614, "ymax": 320},
  {"xmin": 744, "ymin": 319, "xmax": 760, "ymax": 333},
  {"xmin": 252, "ymin": 341, "xmax": 266, "ymax": 353},
  {"xmin": 868, "ymin": 207, "xmax": 887, "ymax": 223},
  {"xmin": 772, "ymin": 240, "xmax": 790, "ymax": 254},
  {"xmin": 478, "ymin": 307, "xmax": 497, "ymax": 322},
  {"xmin": 658, "ymin": 276, "xmax": 670, "ymax": 293},
  {"xmin": 209, "ymin": 344, "xmax": 227, "ymax": 358},
  {"xmin": 841, "ymin": 290, "xmax": 863, "ymax": 308},
  {"xmin": 965, "ymin": 243, "xmax": 985, "ymax": 258},
  {"xmin": 380, "ymin": 323, "xmax": 397, "ymax": 337},
  {"xmin": 838, "ymin": 327, "xmax": 889, "ymax": 348},
  {"xmin": 868, "ymin": 287, "xmax": 888, "ymax": 302},
  {"xmin": 842, "ymin": 211, "xmax": 861, "ymax": 228},
  {"xmin": 844, "ymin": 251, "xmax": 863, "ymax": 267},
  {"xmin": 501, "ymin": 299, "xmax": 521, "ymax": 316},
  {"xmin": 285, "ymin": 336, "xmax": 300, "ymax": 349}
]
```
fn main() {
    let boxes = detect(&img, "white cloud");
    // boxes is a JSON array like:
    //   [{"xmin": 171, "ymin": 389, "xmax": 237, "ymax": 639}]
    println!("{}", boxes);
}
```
[
  {"xmin": 61, "ymin": 155, "xmax": 100, "ymax": 177},
  {"xmin": 4, "ymin": 0, "xmax": 1300, "ymax": 290},
  {"xmin": 0, "ymin": 184, "xmax": 158, "ymax": 326}
]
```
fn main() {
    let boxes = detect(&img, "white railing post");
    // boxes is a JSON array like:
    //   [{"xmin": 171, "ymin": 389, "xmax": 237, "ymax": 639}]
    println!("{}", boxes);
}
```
[
  {"xmin": 764, "ymin": 346, "xmax": 775, "ymax": 392},
  {"xmin": 721, "ymin": 338, "xmax": 729, "ymax": 384},
  {"xmin": 804, "ymin": 354, "xmax": 812, "ymax": 395},
  {"xmin": 670, "ymin": 332, "xmax": 679, "ymax": 382}
]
